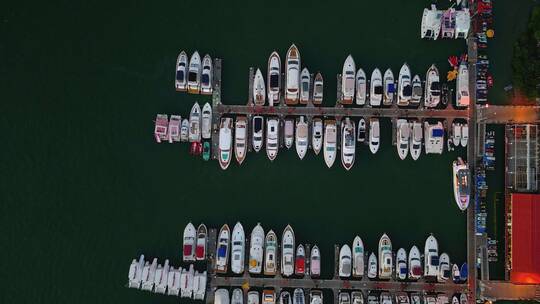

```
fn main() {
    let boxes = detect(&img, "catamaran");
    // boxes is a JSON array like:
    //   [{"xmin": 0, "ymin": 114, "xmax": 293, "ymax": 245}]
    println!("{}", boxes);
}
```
[
  {"xmin": 341, "ymin": 117, "xmax": 356, "ymax": 170},
  {"xmin": 252, "ymin": 115, "xmax": 264, "ymax": 152},
  {"xmin": 254, "ymin": 68, "xmax": 266, "ymax": 106},
  {"xmin": 264, "ymin": 230, "xmax": 278, "ymax": 276},
  {"xmin": 408, "ymin": 245, "xmax": 422, "ymax": 280},
  {"xmin": 397, "ymin": 63, "xmax": 412, "ymax": 106},
  {"xmin": 141, "ymin": 257, "xmax": 156, "ymax": 291},
  {"xmin": 424, "ymin": 64, "xmax": 441, "ymax": 108},
  {"xmin": 342, "ymin": 55, "xmax": 356, "ymax": 104},
  {"xmin": 312, "ymin": 118, "xmax": 323, "ymax": 155},
  {"xmin": 370, "ymin": 68, "xmax": 383, "ymax": 106},
  {"xmin": 369, "ymin": 118, "xmax": 380, "ymax": 154},
  {"xmin": 300, "ymin": 68, "xmax": 310, "ymax": 104},
  {"xmin": 395, "ymin": 293, "xmax": 410, "ymax": 304},
  {"xmin": 352, "ymin": 236, "xmax": 364, "ymax": 277},
  {"xmin": 189, "ymin": 102, "xmax": 201, "ymax": 142},
  {"xmin": 281, "ymin": 225, "xmax": 295, "ymax": 277},
  {"xmin": 235, "ymin": 117, "xmax": 248, "ymax": 165},
  {"xmin": 367, "ymin": 252, "xmax": 377, "ymax": 279},
  {"xmin": 296, "ymin": 116, "xmax": 309, "ymax": 160},
  {"xmin": 249, "ymin": 223, "xmax": 265, "ymax": 274},
  {"xmin": 216, "ymin": 224, "xmax": 230, "ymax": 274},
  {"xmin": 295, "ymin": 244, "xmax": 306, "ymax": 276},
  {"xmin": 200, "ymin": 54, "xmax": 213, "ymax": 95},
  {"xmin": 284, "ymin": 118, "xmax": 294, "ymax": 149},
  {"xmin": 411, "ymin": 75, "xmax": 422, "ymax": 105},
  {"xmin": 441, "ymin": 8, "xmax": 456, "ymax": 38},
  {"xmin": 424, "ymin": 234, "xmax": 439, "ymax": 278},
  {"xmin": 357, "ymin": 118, "xmax": 366, "ymax": 143},
  {"xmin": 313, "ymin": 72, "xmax": 324, "ymax": 105},
  {"xmin": 180, "ymin": 264, "xmax": 194, "ymax": 298},
  {"xmin": 356, "ymin": 68, "xmax": 367, "ymax": 105},
  {"xmin": 154, "ymin": 259, "xmax": 169, "ymax": 294},
  {"xmin": 285, "ymin": 44, "xmax": 301, "ymax": 105},
  {"xmin": 456, "ymin": 61, "xmax": 470, "ymax": 107},
  {"xmin": 452, "ymin": 157, "xmax": 470, "ymax": 210},
  {"xmin": 378, "ymin": 233, "xmax": 393, "ymax": 279},
  {"xmin": 410, "ymin": 121, "xmax": 422, "ymax": 161},
  {"xmin": 396, "ymin": 119, "xmax": 410, "ymax": 160},
  {"xmin": 268, "ymin": 51, "xmax": 281, "ymax": 105},
  {"xmin": 383, "ymin": 68, "xmax": 395, "ymax": 106},
  {"xmin": 310, "ymin": 245, "xmax": 321, "ymax": 278},
  {"xmin": 231, "ymin": 222, "xmax": 245, "ymax": 274},
  {"xmin": 456, "ymin": 9, "xmax": 471, "ymax": 39},
  {"xmin": 201, "ymin": 103, "xmax": 212, "ymax": 139},
  {"xmin": 175, "ymin": 51, "xmax": 188, "ymax": 91},
  {"xmin": 339, "ymin": 244, "xmax": 352, "ymax": 278},
  {"xmin": 183, "ymin": 222, "xmax": 196, "ymax": 262},
  {"xmin": 323, "ymin": 120, "xmax": 337, "ymax": 168},
  {"xmin": 168, "ymin": 115, "xmax": 181, "ymax": 143},
  {"xmin": 180, "ymin": 119, "xmax": 189, "ymax": 142},
  {"xmin": 294, "ymin": 288, "xmax": 305, "ymax": 304},
  {"xmin": 218, "ymin": 117, "xmax": 233, "ymax": 170},
  {"xmin": 421, "ymin": 5, "xmax": 443, "ymax": 40},
  {"xmin": 188, "ymin": 51, "xmax": 201, "ymax": 94},
  {"xmin": 266, "ymin": 117, "xmax": 279, "ymax": 161},
  {"xmin": 154, "ymin": 114, "xmax": 168, "ymax": 143},
  {"xmin": 396, "ymin": 248, "xmax": 407, "ymax": 280},
  {"xmin": 438, "ymin": 253, "xmax": 450, "ymax": 282},
  {"xmin": 196, "ymin": 224, "xmax": 207, "ymax": 261}
]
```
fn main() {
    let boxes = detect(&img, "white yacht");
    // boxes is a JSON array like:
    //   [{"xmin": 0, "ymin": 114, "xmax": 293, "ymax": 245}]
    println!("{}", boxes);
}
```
[
  {"xmin": 249, "ymin": 223, "xmax": 265, "ymax": 274},
  {"xmin": 167, "ymin": 266, "xmax": 181, "ymax": 295},
  {"xmin": 341, "ymin": 117, "xmax": 356, "ymax": 170},
  {"xmin": 196, "ymin": 224, "xmax": 207, "ymax": 261},
  {"xmin": 397, "ymin": 63, "xmax": 412, "ymax": 106},
  {"xmin": 378, "ymin": 233, "xmax": 393, "ymax": 279},
  {"xmin": 183, "ymin": 222, "xmax": 196, "ymax": 262},
  {"xmin": 233, "ymin": 288, "xmax": 244, "ymax": 304},
  {"xmin": 141, "ymin": 257, "xmax": 157, "ymax": 291},
  {"xmin": 188, "ymin": 51, "xmax": 201, "ymax": 94},
  {"xmin": 396, "ymin": 119, "xmax": 410, "ymax": 160},
  {"xmin": 370, "ymin": 68, "xmax": 383, "ymax": 106},
  {"xmin": 424, "ymin": 234, "xmax": 439, "ymax": 278},
  {"xmin": 380, "ymin": 292, "xmax": 392, "ymax": 304},
  {"xmin": 231, "ymin": 222, "xmax": 245, "ymax": 274},
  {"xmin": 285, "ymin": 44, "xmax": 301, "ymax": 105},
  {"xmin": 452, "ymin": 264, "xmax": 461, "ymax": 283},
  {"xmin": 323, "ymin": 120, "xmax": 337, "ymax": 168},
  {"xmin": 396, "ymin": 248, "xmax": 407, "ymax": 280},
  {"xmin": 339, "ymin": 292, "xmax": 351, "ymax": 304},
  {"xmin": 267, "ymin": 51, "xmax": 281, "ymax": 105},
  {"xmin": 341, "ymin": 55, "xmax": 356, "ymax": 104},
  {"xmin": 357, "ymin": 118, "xmax": 366, "ymax": 143},
  {"xmin": 218, "ymin": 118, "xmax": 233, "ymax": 170},
  {"xmin": 310, "ymin": 290, "xmax": 323, "ymax": 304},
  {"xmin": 175, "ymin": 51, "xmax": 188, "ymax": 91},
  {"xmin": 281, "ymin": 291, "xmax": 292, "ymax": 304},
  {"xmin": 249, "ymin": 291, "xmax": 260, "ymax": 304},
  {"xmin": 313, "ymin": 73, "xmax": 324, "ymax": 105},
  {"xmin": 300, "ymin": 68, "xmax": 310, "ymax": 104},
  {"xmin": 189, "ymin": 102, "xmax": 201, "ymax": 142},
  {"xmin": 252, "ymin": 116, "xmax": 264, "ymax": 152},
  {"xmin": 284, "ymin": 118, "xmax": 294, "ymax": 149},
  {"xmin": 215, "ymin": 289, "xmax": 230, "ymax": 304},
  {"xmin": 369, "ymin": 118, "xmax": 380, "ymax": 154},
  {"xmin": 193, "ymin": 270, "xmax": 207, "ymax": 300},
  {"xmin": 281, "ymin": 225, "xmax": 295, "ymax": 277},
  {"xmin": 155, "ymin": 259, "xmax": 169, "ymax": 294},
  {"xmin": 453, "ymin": 157, "xmax": 470, "ymax": 210},
  {"xmin": 168, "ymin": 115, "xmax": 181, "ymax": 143},
  {"xmin": 352, "ymin": 236, "xmax": 364, "ymax": 277},
  {"xmin": 421, "ymin": 5, "xmax": 443, "ymax": 40},
  {"xmin": 351, "ymin": 292, "xmax": 364, "ymax": 304},
  {"xmin": 200, "ymin": 54, "xmax": 213, "ymax": 95},
  {"xmin": 296, "ymin": 116, "xmax": 309, "ymax": 160},
  {"xmin": 254, "ymin": 68, "xmax": 266, "ymax": 106},
  {"xmin": 409, "ymin": 246, "xmax": 422, "ymax": 280},
  {"xmin": 266, "ymin": 117, "xmax": 279, "ymax": 161},
  {"xmin": 367, "ymin": 253, "xmax": 377, "ymax": 279},
  {"xmin": 455, "ymin": 9, "xmax": 471, "ymax": 39},
  {"xmin": 356, "ymin": 68, "xmax": 367, "ymax": 105},
  {"xmin": 438, "ymin": 253, "xmax": 450, "ymax": 282},
  {"xmin": 294, "ymin": 288, "xmax": 305, "ymax": 304},
  {"xmin": 310, "ymin": 245, "xmax": 321, "ymax": 277},
  {"xmin": 216, "ymin": 224, "xmax": 230, "ymax": 274},
  {"xmin": 424, "ymin": 121, "xmax": 444, "ymax": 154},
  {"xmin": 424, "ymin": 65, "xmax": 441, "ymax": 108},
  {"xmin": 180, "ymin": 119, "xmax": 189, "ymax": 142},
  {"xmin": 410, "ymin": 121, "xmax": 423, "ymax": 161},
  {"xmin": 312, "ymin": 118, "xmax": 323, "ymax": 155},
  {"xmin": 339, "ymin": 244, "xmax": 352, "ymax": 278},
  {"xmin": 456, "ymin": 62, "xmax": 470, "ymax": 107},
  {"xmin": 461, "ymin": 124, "xmax": 468, "ymax": 147},
  {"xmin": 180, "ymin": 264, "xmax": 194, "ymax": 298},
  {"xmin": 411, "ymin": 75, "xmax": 423, "ymax": 105},
  {"xmin": 383, "ymin": 68, "xmax": 395, "ymax": 106},
  {"xmin": 396, "ymin": 293, "xmax": 410, "ymax": 304},
  {"xmin": 452, "ymin": 122, "xmax": 462, "ymax": 146},
  {"xmin": 235, "ymin": 117, "xmax": 248, "ymax": 165},
  {"xmin": 201, "ymin": 102, "xmax": 212, "ymax": 139},
  {"xmin": 264, "ymin": 230, "xmax": 278, "ymax": 276}
]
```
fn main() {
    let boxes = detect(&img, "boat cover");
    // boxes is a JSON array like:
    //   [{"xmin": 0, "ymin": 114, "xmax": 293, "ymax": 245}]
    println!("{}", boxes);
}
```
[{"xmin": 218, "ymin": 245, "xmax": 227, "ymax": 257}]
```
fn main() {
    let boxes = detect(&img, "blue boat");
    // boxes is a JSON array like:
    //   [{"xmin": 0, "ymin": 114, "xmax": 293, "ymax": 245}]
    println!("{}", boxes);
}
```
[{"xmin": 460, "ymin": 263, "xmax": 468, "ymax": 281}]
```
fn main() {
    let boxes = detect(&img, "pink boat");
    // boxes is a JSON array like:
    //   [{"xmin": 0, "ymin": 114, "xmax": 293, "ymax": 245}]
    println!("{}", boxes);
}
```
[
  {"xmin": 168, "ymin": 115, "xmax": 181, "ymax": 143},
  {"xmin": 154, "ymin": 114, "xmax": 168, "ymax": 143},
  {"xmin": 441, "ymin": 8, "xmax": 456, "ymax": 38},
  {"xmin": 310, "ymin": 245, "xmax": 321, "ymax": 277}
]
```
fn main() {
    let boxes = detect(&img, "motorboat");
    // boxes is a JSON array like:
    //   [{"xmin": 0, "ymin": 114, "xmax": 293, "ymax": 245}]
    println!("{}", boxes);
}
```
[
  {"xmin": 455, "ymin": 9, "xmax": 471, "ymax": 39},
  {"xmin": 249, "ymin": 291, "xmax": 260, "ymax": 304},
  {"xmin": 312, "ymin": 118, "xmax": 323, "ymax": 155},
  {"xmin": 295, "ymin": 244, "xmax": 306, "ymax": 276},
  {"xmin": 200, "ymin": 54, "xmax": 213, "ymax": 95},
  {"xmin": 323, "ymin": 120, "xmax": 337, "ymax": 168},
  {"xmin": 215, "ymin": 224, "xmax": 230, "ymax": 274},
  {"xmin": 293, "ymin": 288, "xmax": 305, "ymax": 304},
  {"xmin": 452, "ymin": 122, "xmax": 462, "ymax": 147},
  {"xmin": 369, "ymin": 118, "xmax": 380, "ymax": 154},
  {"xmin": 313, "ymin": 72, "xmax": 324, "ymax": 104},
  {"xmin": 357, "ymin": 118, "xmax": 366, "ymax": 143},
  {"xmin": 235, "ymin": 116, "xmax": 248, "ymax": 165},
  {"xmin": 424, "ymin": 65, "xmax": 441, "ymax": 108},
  {"xmin": 341, "ymin": 117, "xmax": 356, "ymax": 170},
  {"xmin": 461, "ymin": 124, "xmax": 468, "ymax": 147},
  {"xmin": 296, "ymin": 116, "xmax": 309, "ymax": 160},
  {"xmin": 175, "ymin": 51, "xmax": 188, "ymax": 91},
  {"xmin": 215, "ymin": 289, "xmax": 230, "ymax": 304},
  {"xmin": 456, "ymin": 62, "xmax": 469, "ymax": 107},
  {"xmin": 266, "ymin": 117, "xmax": 279, "ymax": 161},
  {"xmin": 284, "ymin": 118, "xmax": 294, "ymax": 149},
  {"xmin": 193, "ymin": 270, "xmax": 207, "ymax": 300},
  {"xmin": 396, "ymin": 119, "xmax": 410, "ymax": 160},
  {"xmin": 396, "ymin": 248, "xmax": 407, "ymax": 280},
  {"xmin": 233, "ymin": 289, "xmax": 244, "ymax": 304},
  {"xmin": 380, "ymin": 292, "xmax": 392, "ymax": 304},
  {"xmin": 189, "ymin": 102, "xmax": 201, "ymax": 142},
  {"xmin": 421, "ymin": 5, "xmax": 443, "ymax": 40},
  {"xmin": 168, "ymin": 115, "xmax": 181, "ymax": 143},
  {"xmin": 438, "ymin": 253, "xmax": 450, "ymax": 282},
  {"xmin": 281, "ymin": 225, "xmax": 295, "ymax": 277},
  {"xmin": 351, "ymin": 292, "xmax": 364, "ymax": 304},
  {"xmin": 154, "ymin": 114, "xmax": 168, "ymax": 143},
  {"xmin": 310, "ymin": 245, "xmax": 321, "ymax": 277},
  {"xmin": 437, "ymin": 294, "xmax": 449, "ymax": 304},
  {"xmin": 460, "ymin": 294, "xmax": 468, "ymax": 304},
  {"xmin": 397, "ymin": 63, "xmax": 412, "ymax": 106},
  {"xmin": 460, "ymin": 263, "xmax": 468, "ymax": 282},
  {"xmin": 180, "ymin": 119, "xmax": 189, "ymax": 142},
  {"xmin": 367, "ymin": 292, "xmax": 379, "ymax": 304},
  {"xmin": 452, "ymin": 157, "xmax": 470, "ymax": 210},
  {"xmin": 267, "ymin": 51, "xmax": 281, "ymax": 105},
  {"xmin": 183, "ymin": 222, "xmax": 196, "ymax": 262},
  {"xmin": 383, "ymin": 68, "xmax": 395, "ymax": 106},
  {"xmin": 339, "ymin": 292, "xmax": 351, "ymax": 304},
  {"xmin": 300, "ymin": 68, "xmax": 310, "ymax": 104},
  {"xmin": 167, "ymin": 266, "xmax": 181, "ymax": 295},
  {"xmin": 341, "ymin": 55, "xmax": 356, "ymax": 104},
  {"xmin": 352, "ymin": 236, "xmax": 364, "ymax": 277},
  {"xmin": 424, "ymin": 234, "xmax": 439, "ymax": 278},
  {"xmin": 180, "ymin": 264, "xmax": 194, "ymax": 298},
  {"xmin": 411, "ymin": 75, "xmax": 422, "ymax": 105},
  {"xmin": 280, "ymin": 291, "xmax": 292, "ymax": 304},
  {"xmin": 252, "ymin": 115, "xmax": 264, "ymax": 152},
  {"xmin": 285, "ymin": 44, "xmax": 301, "ymax": 105},
  {"xmin": 141, "ymin": 258, "xmax": 156, "ymax": 291},
  {"xmin": 424, "ymin": 294, "xmax": 437, "ymax": 304},
  {"xmin": 264, "ymin": 230, "xmax": 278, "ymax": 276},
  {"xmin": 231, "ymin": 222, "xmax": 246, "ymax": 274},
  {"xmin": 202, "ymin": 141, "xmax": 211, "ymax": 160},
  {"xmin": 408, "ymin": 245, "xmax": 422, "ymax": 280},
  {"xmin": 218, "ymin": 117, "xmax": 233, "ymax": 170},
  {"xmin": 410, "ymin": 294, "xmax": 422, "ymax": 304},
  {"xmin": 356, "ymin": 68, "xmax": 367, "ymax": 105},
  {"xmin": 410, "ymin": 121, "xmax": 422, "ymax": 161},
  {"xmin": 263, "ymin": 290, "xmax": 276, "ymax": 304},
  {"xmin": 188, "ymin": 51, "xmax": 201, "ymax": 94},
  {"xmin": 254, "ymin": 68, "xmax": 266, "ymax": 106},
  {"xmin": 310, "ymin": 290, "xmax": 323, "ymax": 304},
  {"xmin": 201, "ymin": 102, "xmax": 212, "ymax": 139},
  {"xmin": 378, "ymin": 233, "xmax": 393, "ymax": 279},
  {"xmin": 424, "ymin": 121, "xmax": 444, "ymax": 154},
  {"xmin": 441, "ymin": 8, "xmax": 456, "ymax": 39},
  {"xmin": 249, "ymin": 223, "xmax": 265, "ymax": 274},
  {"xmin": 452, "ymin": 296, "xmax": 459, "ymax": 304},
  {"xmin": 370, "ymin": 68, "xmax": 383, "ymax": 106},
  {"xmin": 339, "ymin": 244, "xmax": 352, "ymax": 278},
  {"xmin": 128, "ymin": 254, "xmax": 145, "ymax": 288},
  {"xmin": 452, "ymin": 264, "xmax": 461, "ymax": 283},
  {"xmin": 395, "ymin": 293, "xmax": 410, "ymax": 304},
  {"xmin": 196, "ymin": 224, "xmax": 207, "ymax": 261}
]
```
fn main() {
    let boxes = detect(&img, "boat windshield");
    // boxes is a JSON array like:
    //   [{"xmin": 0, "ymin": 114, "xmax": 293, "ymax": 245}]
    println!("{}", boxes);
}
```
[
  {"xmin": 400, "ymin": 143, "xmax": 407, "ymax": 149},
  {"xmin": 189, "ymin": 71, "xmax": 198, "ymax": 82},
  {"xmin": 202, "ymin": 74, "xmax": 210, "ymax": 85},
  {"xmin": 458, "ymin": 170, "xmax": 469, "ymax": 194},
  {"xmin": 431, "ymin": 82, "xmax": 441, "ymax": 93},
  {"xmin": 270, "ymin": 74, "xmax": 279, "ymax": 88},
  {"xmin": 176, "ymin": 70, "xmax": 185, "ymax": 80},
  {"xmin": 254, "ymin": 119, "xmax": 262, "ymax": 131},
  {"xmin": 374, "ymin": 86, "xmax": 383, "ymax": 95},
  {"xmin": 430, "ymin": 256, "xmax": 440, "ymax": 265},
  {"xmin": 403, "ymin": 85, "xmax": 412, "ymax": 97},
  {"xmin": 302, "ymin": 82, "xmax": 309, "ymax": 91}
]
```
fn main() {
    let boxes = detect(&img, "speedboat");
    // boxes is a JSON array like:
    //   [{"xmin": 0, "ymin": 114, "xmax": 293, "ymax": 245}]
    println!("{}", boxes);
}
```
[
  {"xmin": 183, "ymin": 222, "xmax": 196, "ymax": 262},
  {"xmin": 296, "ymin": 116, "xmax": 309, "ymax": 160},
  {"xmin": 215, "ymin": 289, "xmax": 230, "ymax": 304},
  {"xmin": 452, "ymin": 296, "xmax": 459, "ymax": 304},
  {"xmin": 293, "ymin": 289, "xmax": 305, "ymax": 304},
  {"xmin": 408, "ymin": 245, "xmax": 422, "ymax": 280},
  {"xmin": 367, "ymin": 252, "xmax": 377, "ymax": 279},
  {"xmin": 461, "ymin": 124, "xmax": 468, "ymax": 147},
  {"xmin": 193, "ymin": 270, "xmax": 207, "ymax": 300},
  {"xmin": 203, "ymin": 141, "xmax": 211, "ymax": 161},
  {"xmin": 452, "ymin": 122, "xmax": 462, "ymax": 145},
  {"xmin": 280, "ymin": 291, "xmax": 292, "ymax": 304},
  {"xmin": 437, "ymin": 294, "xmax": 449, "ymax": 304},
  {"xmin": 351, "ymin": 292, "xmax": 364, "ymax": 304},
  {"xmin": 233, "ymin": 288, "xmax": 244, "ymax": 304},
  {"xmin": 141, "ymin": 258, "xmax": 156, "ymax": 291},
  {"xmin": 395, "ymin": 293, "xmax": 410, "ymax": 304},
  {"xmin": 380, "ymin": 292, "xmax": 392, "ymax": 304},
  {"xmin": 295, "ymin": 244, "xmax": 305, "ymax": 276},
  {"xmin": 424, "ymin": 121, "xmax": 444, "ymax": 154},
  {"xmin": 189, "ymin": 102, "xmax": 201, "ymax": 142},
  {"xmin": 196, "ymin": 224, "xmax": 207, "ymax": 261},
  {"xmin": 356, "ymin": 68, "xmax": 367, "ymax": 105},
  {"xmin": 396, "ymin": 119, "xmax": 410, "ymax": 160},
  {"xmin": 235, "ymin": 116, "xmax": 248, "ymax": 165},
  {"xmin": 341, "ymin": 55, "xmax": 356, "ymax": 104},
  {"xmin": 216, "ymin": 224, "xmax": 230, "ymax": 274},
  {"xmin": 252, "ymin": 115, "xmax": 264, "ymax": 152},
  {"xmin": 284, "ymin": 118, "xmax": 294, "ymax": 149},
  {"xmin": 378, "ymin": 233, "xmax": 393, "ymax": 279},
  {"xmin": 180, "ymin": 119, "xmax": 189, "ymax": 142},
  {"xmin": 357, "ymin": 118, "xmax": 366, "ymax": 143},
  {"xmin": 456, "ymin": 62, "xmax": 469, "ymax": 107},
  {"xmin": 370, "ymin": 68, "xmax": 383, "ymax": 106},
  {"xmin": 323, "ymin": 120, "xmax": 337, "ymax": 168},
  {"xmin": 264, "ymin": 230, "xmax": 278, "ymax": 276},
  {"xmin": 438, "ymin": 253, "xmax": 450, "ymax": 282},
  {"xmin": 200, "ymin": 54, "xmax": 213, "ymax": 95},
  {"xmin": 452, "ymin": 264, "xmax": 461, "ymax": 283},
  {"xmin": 180, "ymin": 264, "xmax": 194, "ymax": 298},
  {"xmin": 424, "ymin": 64, "xmax": 441, "ymax": 108},
  {"xmin": 267, "ymin": 51, "xmax": 281, "ymax": 105},
  {"xmin": 218, "ymin": 117, "xmax": 233, "ymax": 170},
  {"xmin": 263, "ymin": 290, "xmax": 276, "ymax": 304},
  {"xmin": 397, "ymin": 63, "xmax": 412, "ymax": 106},
  {"xmin": 424, "ymin": 234, "xmax": 439, "ymax": 278},
  {"xmin": 410, "ymin": 294, "xmax": 421, "ymax": 304},
  {"xmin": 155, "ymin": 114, "xmax": 168, "ymax": 143},
  {"xmin": 339, "ymin": 292, "xmax": 351, "ymax": 304},
  {"xmin": 383, "ymin": 68, "xmax": 395, "ymax": 106},
  {"xmin": 396, "ymin": 248, "xmax": 407, "ymax": 280},
  {"xmin": 168, "ymin": 115, "xmax": 181, "ymax": 143},
  {"xmin": 460, "ymin": 263, "xmax": 468, "ymax": 282},
  {"xmin": 312, "ymin": 118, "xmax": 323, "ymax": 155},
  {"xmin": 352, "ymin": 236, "xmax": 364, "ymax": 277},
  {"xmin": 410, "ymin": 121, "xmax": 422, "ymax": 161},
  {"xmin": 369, "ymin": 118, "xmax": 380, "ymax": 154},
  {"xmin": 188, "ymin": 51, "xmax": 201, "ymax": 94},
  {"xmin": 167, "ymin": 266, "xmax": 181, "ymax": 296},
  {"xmin": 266, "ymin": 117, "xmax": 279, "ymax": 161},
  {"xmin": 201, "ymin": 102, "xmax": 212, "ymax": 139},
  {"xmin": 424, "ymin": 295, "xmax": 437, "ymax": 304},
  {"xmin": 128, "ymin": 254, "xmax": 145, "ymax": 288},
  {"xmin": 285, "ymin": 44, "xmax": 301, "ymax": 105},
  {"xmin": 281, "ymin": 225, "xmax": 295, "ymax": 277},
  {"xmin": 460, "ymin": 294, "xmax": 468, "ymax": 304},
  {"xmin": 249, "ymin": 291, "xmax": 260, "ymax": 304},
  {"xmin": 249, "ymin": 223, "xmax": 265, "ymax": 274},
  {"xmin": 175, "ymin": 51, "xmax": 188, "ymax": 91},
  {"xmin": 310, "ymin": 245, "xmax": 321, "ymax": 277},
  {"xmin": 339, "ymin": 244, "xmax": 352, "ymax": 278},
  {"xmin": 231, "ymin": 222, "xmax": 245, "ymax": 274},
  {"xmin": 341, "ymin": 117, "xmax": 356, "ymax": 170},
  {"xmin": 254, "ymin": 68, "xmax": 266, "ymax": 106},
  {"xmin": 367, "ymin": 292, "xmax": 379, "ymax": 304},
  {"xmin": 411, "ymin": 75, "xmax": 422, "ymax": 105},
  {"xmin": 452, "ymin": 157, "xmax": 470, "ymax": 210},
  {"xmin": 310, "ymin": 290, "xmax": 323, "ymax": 304},
  {"xmin": 300, "ymin": 68, "xmax": 310, "ymax": 104},
  {"xmin": 313, "ymin": 72, "xmax": 324, "ymax": 104}
]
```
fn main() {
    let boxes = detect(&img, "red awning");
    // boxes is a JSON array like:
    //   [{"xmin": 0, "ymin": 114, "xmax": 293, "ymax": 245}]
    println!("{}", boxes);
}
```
[{"xmin": 511, "ymin": 194, "xmax": 540, "ymax": 283}]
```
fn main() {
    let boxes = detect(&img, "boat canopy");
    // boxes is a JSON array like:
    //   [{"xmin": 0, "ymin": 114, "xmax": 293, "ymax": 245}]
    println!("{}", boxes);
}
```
[
  {"xmin": 218, "ymin": 245, "xmax": 227, "ymax": 257},
  {"xmin": 432, "ymin": 129, "xmax": 444, "ymax": 137},
  {"xmin": 176, "ymin": 70, "xmax": 185, "ymax": 81},
  {"xmin": 430, "ymin": 255, "xmax": 440, "ymax": 265},
  {"xmin": 188, "ymin": 71, "xmax": 197, "ymax": 81},
  {"xmin": 387, "ymin": 83, "xmax": 396, "ymax": 93},
  {"xmin": 270, "ymin": 74, "xmax": 279, "ymax": 88},
  {"xmin": 403, "ymin": 85, "xmax": 413, "ymax": 97},
  {"xmin": 374, "ymin": 86, "xmax": 383, "ymax": 95}
]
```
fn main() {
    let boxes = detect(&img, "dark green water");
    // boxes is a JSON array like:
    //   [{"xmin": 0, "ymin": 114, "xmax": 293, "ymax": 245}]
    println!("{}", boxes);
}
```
[{"xmin": 2, "ymin": 1, "xmax": 535, "ymax": 303}]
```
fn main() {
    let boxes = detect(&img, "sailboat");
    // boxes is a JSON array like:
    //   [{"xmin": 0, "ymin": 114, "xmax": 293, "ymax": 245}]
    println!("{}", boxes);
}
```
[
  {"xmin": 285, "ymin": 44, "xmax": 301, "ymax": 105},
  {"xmin": 235, "ymin": 116, "xmax": 248, "ymax": 165},
  {"xmin": 188, "ymin": 51, "xmax": 201, "ymax": 94},
  {"xmin": 452, "ymin": 157, "xmax": 470, "ymax": 210},
  {"xmin": 341, "ymin": 117, "xmax": 356, "ymax": 170},
  {"xmin": 356, "ymin": 68, "xmax": 367, "ymax": 105},
  {"xmin": 352, "ymin": 236, "xmax": 364, "ymax": 277},
  {"xmin": 183, "ymin": 222, "xmax": 196, "ymax": 262},
  {"xmin": 249, "ymin": 223, "xmax": 265, "ymax": 274},
  {"xmin": 323, "ymin": 119, "xmax": 337, "ymax": 168},
  {"xmin": 281, "ymin": 225, "xmax": 295, "ymax": 277},
  {"xmin": 175, "ymin": 51, "xmax": 188, "ymax": 91},
  {"xmin": 296, "ymin": 116, "xmax": 309, "ymax": 160},
  {"xmin": 195, "ymin": 224, "xmax": 207, "ymax": 261},
  {"xmin": 267, "ymin": 51, "xmax": 281, "ymax": 105},
  {"xmin": 341, "ymin": 55, "xmax": 356, "ymax": 104},
  {"xmin": 313, "ymin": 73, "xmax": 324, "ymax": 105},
  {"xmin": 378, "ymin": 234, "xmax": 393, "ymax": 279},
  {"xmin": 218, "ymin": 117, "xmax": 233, "ymax": 170},
  {"xmin": 339, "ymin": 244, "xmax": 352, "ymax": 278},
  {"xmin": 264, "ymin": 230, "xmax": 278, "ymax": 276},
  {"xmin": 231, "ymin": 222, "xmax": 245, "ymax": 274},
  {"xmin": 300, "ymin": 68, "xmax": 310, "ymax": 104},
  {"xmin": 312, "ymin": 118, "xmax": 323, "ymax": 155},
  {"xmin": 216, "ymin": 224, "xmax": 230, "ymax": 274},
  {"xmin": 253, "ymin": 68, "xmax": 266, "ymax": 106}
]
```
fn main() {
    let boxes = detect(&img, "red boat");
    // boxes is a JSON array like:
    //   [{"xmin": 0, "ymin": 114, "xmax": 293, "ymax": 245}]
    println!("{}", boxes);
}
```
[
  {"xmin": 295, "ymin": 244, "xmax": 305, "ymax": 276},
  {"xmin": 195, "ymin": 224, "xmax": 207, "ymax": 261},
  {"xmin": 190, "ymin": 142, "xmax": 202, "ymax": 155}
]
